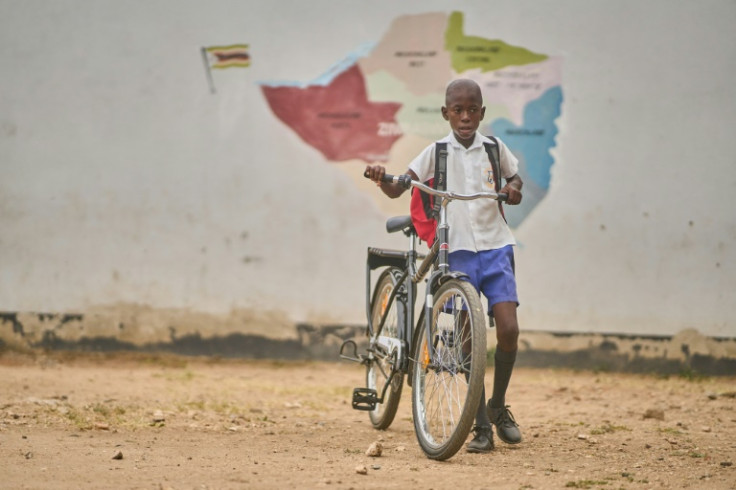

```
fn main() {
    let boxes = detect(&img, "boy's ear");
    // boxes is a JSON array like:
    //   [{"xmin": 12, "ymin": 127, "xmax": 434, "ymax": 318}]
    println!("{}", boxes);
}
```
[
  {"xmin": 441, "ymin": 106, "xmax": 449, "ymax": 121},
  {"xmin": 480, "ymin": 106, "xmax": 486, "ymax": 121}
]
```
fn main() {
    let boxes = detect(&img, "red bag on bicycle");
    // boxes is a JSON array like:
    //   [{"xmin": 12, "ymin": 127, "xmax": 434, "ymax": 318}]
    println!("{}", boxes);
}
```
[
  {"xmin": 409, "ymin": 142, "xmax": 447, "ymax": 245},
  {"xmin": 410, "ymin": 177, "xmax": 440, "ymax": 245}
]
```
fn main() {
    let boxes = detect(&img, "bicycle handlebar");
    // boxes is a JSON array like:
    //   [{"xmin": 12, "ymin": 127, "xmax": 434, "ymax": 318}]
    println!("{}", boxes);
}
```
[{"xmin": 364, "ymin": 170, "xmax": 507, "ymax": 202}]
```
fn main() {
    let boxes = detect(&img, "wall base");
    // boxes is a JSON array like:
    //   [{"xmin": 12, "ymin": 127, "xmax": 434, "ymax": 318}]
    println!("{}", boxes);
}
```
[{"xmin": 1, "ymin": 310, "xmax": 734, "ymax": 376}]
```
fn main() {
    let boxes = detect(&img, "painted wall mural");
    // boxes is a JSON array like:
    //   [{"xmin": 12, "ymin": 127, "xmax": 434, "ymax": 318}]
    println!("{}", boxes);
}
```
[{"xmin": 260, "ymin": 11, "xmax": 563, "ymax": 227}]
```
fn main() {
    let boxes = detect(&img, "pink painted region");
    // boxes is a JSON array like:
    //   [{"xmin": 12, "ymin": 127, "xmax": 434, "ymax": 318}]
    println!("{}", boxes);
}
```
[{"xmin": 261, "ymin": 65, "xmax": 403, "ymax": 162}]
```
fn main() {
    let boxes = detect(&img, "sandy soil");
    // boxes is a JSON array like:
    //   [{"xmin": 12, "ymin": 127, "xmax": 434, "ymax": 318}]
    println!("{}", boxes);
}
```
[{"xmin": 0, "ymin": 351, "xmax": 734, "ymax": 490}]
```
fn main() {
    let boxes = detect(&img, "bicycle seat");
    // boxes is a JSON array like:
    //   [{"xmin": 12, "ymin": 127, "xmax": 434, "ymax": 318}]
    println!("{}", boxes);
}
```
[{"xmin": 386, "ymin": 216, "xmax": 414, "ymax": 235}]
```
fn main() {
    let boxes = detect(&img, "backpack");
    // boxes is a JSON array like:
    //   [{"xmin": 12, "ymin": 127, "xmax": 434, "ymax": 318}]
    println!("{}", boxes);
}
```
[{"xmin": 409, "ymin": 137, "xmax": 504, "ymax": 245}]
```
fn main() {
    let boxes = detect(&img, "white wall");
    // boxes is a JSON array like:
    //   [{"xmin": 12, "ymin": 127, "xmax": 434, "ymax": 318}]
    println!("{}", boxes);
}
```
[{"xmin": 1, "ymin": 0, "xmax": 734, "ymax": 338}]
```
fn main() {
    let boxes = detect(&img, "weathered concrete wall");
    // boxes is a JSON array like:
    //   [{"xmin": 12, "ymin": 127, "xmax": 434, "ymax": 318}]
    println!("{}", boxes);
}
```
[{"xmin": 1, "ymin": 1, "xmax": 734, "ymax": 353}]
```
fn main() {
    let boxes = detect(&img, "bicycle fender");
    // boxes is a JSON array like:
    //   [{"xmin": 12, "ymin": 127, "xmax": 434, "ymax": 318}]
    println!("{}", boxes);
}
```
[{"xmin": 428, "ymin": 270, "xmax": 468, "ymax": 292}]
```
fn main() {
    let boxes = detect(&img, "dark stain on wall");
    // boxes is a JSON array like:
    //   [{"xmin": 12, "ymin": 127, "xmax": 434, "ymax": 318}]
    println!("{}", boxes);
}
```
[
  {"xmin": 516, "ymin": 346, "xmax": 736, "ymax": 376},
  {"xmin": 37, "ymin": 330, "xmax": 309, "ymax": 360},
  {"xmin": 1, "ymin": 312, "xmax": 734, "ymax": 376}
]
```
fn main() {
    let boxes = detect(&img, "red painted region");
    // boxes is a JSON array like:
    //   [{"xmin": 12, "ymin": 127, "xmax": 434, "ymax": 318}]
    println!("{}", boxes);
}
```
[{"xmin": 261, "ymin": 64, "xmax": 402, "ymax": 162}]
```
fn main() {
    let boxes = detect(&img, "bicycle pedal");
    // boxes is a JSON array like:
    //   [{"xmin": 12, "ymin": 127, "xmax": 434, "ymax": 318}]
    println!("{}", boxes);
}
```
[{"xmin": 351, "ymin": 388, "xmax": 378, "ymax": 411}]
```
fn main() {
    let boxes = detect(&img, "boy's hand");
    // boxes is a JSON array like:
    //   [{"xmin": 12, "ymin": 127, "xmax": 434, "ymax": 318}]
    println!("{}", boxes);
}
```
[
  {"xmin": 501, "ymin": 175, "xmax": 523, "ymax": 205},
  {"xmin": 364, "ymin": 165, "xmax": 386, "ymax": 185}
]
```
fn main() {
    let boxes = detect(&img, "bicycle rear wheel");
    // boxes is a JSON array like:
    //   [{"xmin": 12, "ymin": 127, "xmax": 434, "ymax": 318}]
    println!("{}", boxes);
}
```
[
  {"xmin": 411, "ymin": 278, "xmax": 486, "ymax": 460},
  {"xmin": 366, "ymin": 267, "xmax": 404, "ymax": 430}
]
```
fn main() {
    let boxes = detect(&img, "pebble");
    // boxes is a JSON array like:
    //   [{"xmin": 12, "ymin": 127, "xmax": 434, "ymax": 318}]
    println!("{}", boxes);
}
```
[
  {"xmin": 355, "ymin": 465, "xmax": 368, "ymax": 475},
  {"xmin": 152, "ymin": 410, "xmax": 165, "ymax": 423},
  {"xmin": 366, "ymin": 441, "xmax": 383, "ymax": 457},
  {"xmin": 643, "ymin": 408, "xmax": 665, "ymax": 420},
  {"xmin": 112, "ymin": 451, "xmax": 123, "ymax": 460}
]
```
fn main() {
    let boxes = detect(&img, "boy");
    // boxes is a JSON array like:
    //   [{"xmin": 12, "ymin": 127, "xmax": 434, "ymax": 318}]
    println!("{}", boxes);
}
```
[{"xmin": 364, "ymin": 78, "xmax": 523, "ymax": 453}]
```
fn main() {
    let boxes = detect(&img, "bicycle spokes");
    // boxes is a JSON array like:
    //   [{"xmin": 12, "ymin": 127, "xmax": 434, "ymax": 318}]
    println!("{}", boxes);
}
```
[
  {"xmin": 412, "ymin": 279, "xmax": 486, "ymax": 460},
  {"xmin": 345, "ymin": 267, "xmax": 406, "ymax": 430},
  {"xmin": 425, "ymin": 295, "xmax": 473, "ymax": 376}
]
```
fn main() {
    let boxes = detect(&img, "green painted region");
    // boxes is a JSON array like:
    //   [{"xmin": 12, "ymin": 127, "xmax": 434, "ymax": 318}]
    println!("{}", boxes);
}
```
[
  {"xmin": 366, "ymin": 70, "xmax": 446, "ymax": 141},
  {"xmin": 445, "ymin": 11, "xmax": 547, "ymax": 73}
]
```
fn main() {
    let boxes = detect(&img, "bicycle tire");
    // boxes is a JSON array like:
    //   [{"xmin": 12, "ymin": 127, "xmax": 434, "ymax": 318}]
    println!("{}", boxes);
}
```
[
  {"xmin": 411, "ymin": 278, "xmax": 486, "ymax": 460},
  {"xmin": 366, "ymin": 267, "xmax": 405, "ymax": 430}
]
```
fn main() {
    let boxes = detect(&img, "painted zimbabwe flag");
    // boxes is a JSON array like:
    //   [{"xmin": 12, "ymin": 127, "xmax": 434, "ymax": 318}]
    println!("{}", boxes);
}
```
[{"xmin": 205, "ymin": 44, "xmax": 251, "ymax": 68}]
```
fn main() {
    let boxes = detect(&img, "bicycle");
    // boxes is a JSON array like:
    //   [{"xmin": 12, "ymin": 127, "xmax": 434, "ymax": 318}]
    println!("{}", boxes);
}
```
[{"xmin": 340, "ymin": 170, "xmax": 507, "ymax": 460}]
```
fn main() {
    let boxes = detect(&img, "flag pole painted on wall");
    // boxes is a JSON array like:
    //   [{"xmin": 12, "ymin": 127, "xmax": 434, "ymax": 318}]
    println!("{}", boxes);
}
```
[{"xmin": 201, "ymin": 44, "xmax": 251, "ymax": 94}]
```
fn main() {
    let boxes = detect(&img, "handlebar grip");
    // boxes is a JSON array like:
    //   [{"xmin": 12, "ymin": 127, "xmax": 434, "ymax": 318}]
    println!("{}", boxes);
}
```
[
  {"xmin": 498, "ymin": 193, "xmax": 508, "ymax": 202},
  {"xmin": 363, "ymin": 170, "xmax": 411, "ymax": 189}
]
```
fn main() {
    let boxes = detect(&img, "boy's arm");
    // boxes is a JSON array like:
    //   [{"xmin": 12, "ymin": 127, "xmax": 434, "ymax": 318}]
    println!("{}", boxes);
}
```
[
  {"xmin": 365, "ymin": 165, "xmax": 418, "ymax": 199},
  {"xmin": 501, "ymin": 174, "xmax": 523, "ymax": 205}
]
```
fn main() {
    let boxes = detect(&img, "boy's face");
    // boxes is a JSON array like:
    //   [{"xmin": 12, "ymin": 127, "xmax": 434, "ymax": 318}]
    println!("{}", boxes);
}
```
[{"xmin": 441, "ymin": 85, "xmax": 485, "ymax": 148}]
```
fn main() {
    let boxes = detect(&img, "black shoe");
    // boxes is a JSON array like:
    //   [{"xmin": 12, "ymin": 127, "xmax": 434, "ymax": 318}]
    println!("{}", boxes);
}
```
[
  {"xmin": 487, "ymin": 404, "xmax": 522, "ymax": 444},
  {"xmin": 466, "ymin": 425, "xmax": 494, "ymax": 453}
]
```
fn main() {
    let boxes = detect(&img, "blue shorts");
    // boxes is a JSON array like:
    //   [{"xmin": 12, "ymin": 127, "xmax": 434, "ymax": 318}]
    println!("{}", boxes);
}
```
[{"xmin": 448, "ymin": 245, "xmax": 519, "ymax": 314}]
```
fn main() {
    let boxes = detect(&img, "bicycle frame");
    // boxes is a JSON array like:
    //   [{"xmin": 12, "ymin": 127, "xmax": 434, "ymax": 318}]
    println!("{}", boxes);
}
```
[{"xmin": 341, "ymin": 172, "xmax": 505, "ymax": 408}]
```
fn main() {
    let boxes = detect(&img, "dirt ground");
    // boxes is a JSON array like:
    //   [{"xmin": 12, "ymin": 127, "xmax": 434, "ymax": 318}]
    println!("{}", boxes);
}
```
[{"xmin": 0, "ymin": 351, "xmax": 734, "ymax": 490}]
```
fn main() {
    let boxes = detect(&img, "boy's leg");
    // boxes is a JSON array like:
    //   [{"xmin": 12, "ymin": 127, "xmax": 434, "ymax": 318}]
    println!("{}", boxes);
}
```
[
  {"xmin": 489, "ymin": 301, "xmax": 519, "ymax": 407},
  {"xmin": 487, "ymin": 301, "xmax": 522, "ymax": 444},
  {"xmin": 447, "ymin": 253, "xmax": 495, "ymax": 452},
  {"xmin": 457, "ymin": 310, "xmax": 494, "ymax": 452}
]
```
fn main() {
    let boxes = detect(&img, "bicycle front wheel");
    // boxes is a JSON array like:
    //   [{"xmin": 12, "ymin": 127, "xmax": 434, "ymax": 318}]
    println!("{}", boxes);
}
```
[
  {"xmin": 411, "ymin": 278, "xmax": 486, "ymax": 460},
  {"xmin": 366, "ymin": 267, "xmax": 404, "ymax": 430}
]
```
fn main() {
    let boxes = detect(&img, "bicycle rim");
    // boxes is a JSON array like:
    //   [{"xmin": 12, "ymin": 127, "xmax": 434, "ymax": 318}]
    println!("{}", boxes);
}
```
[
  {"xmin": 411, "ymin": 279, "xmax": 486, "ymax": 460},
  {"xmin": 367, "ymin": 268, "xmax": 404, "ymax": 430}
]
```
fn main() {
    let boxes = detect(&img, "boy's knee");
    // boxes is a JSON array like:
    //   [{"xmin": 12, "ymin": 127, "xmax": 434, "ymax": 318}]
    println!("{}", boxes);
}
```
[
  {"xmin": 496, "ymin": 323, "xmax": 518, "ymax": 349},
  {"xmin": 494, "ymin": 316, "xmax": 519, "ymax": 351},
  {"xmin": 491, "ymin": 302, "xmax": 519, "ymax": 351}
]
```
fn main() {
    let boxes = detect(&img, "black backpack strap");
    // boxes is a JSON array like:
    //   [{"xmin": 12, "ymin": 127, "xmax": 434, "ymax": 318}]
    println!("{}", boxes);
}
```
[
  {"xmin": 431, "ymin": 142, "xmax": 448, "ymax": 217},
  {"xmin": 483, "ymin": 137, "xmax": 506, "ymax": 220},
  {"xmin": 483, "ymin": 137, "xmax": 501, "ymax": 192}
]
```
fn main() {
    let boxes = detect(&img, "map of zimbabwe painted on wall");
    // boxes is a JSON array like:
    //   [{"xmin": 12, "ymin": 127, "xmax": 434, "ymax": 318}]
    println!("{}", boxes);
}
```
[{"xmin": 260, "ymin": 11, "xmax": 563, "ymax": 227}]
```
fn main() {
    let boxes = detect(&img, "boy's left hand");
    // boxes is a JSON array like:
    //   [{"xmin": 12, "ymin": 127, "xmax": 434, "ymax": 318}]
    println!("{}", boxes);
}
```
[{"xmin": 500, "ymin": 184, "xmax": 522, "ymax": 205}]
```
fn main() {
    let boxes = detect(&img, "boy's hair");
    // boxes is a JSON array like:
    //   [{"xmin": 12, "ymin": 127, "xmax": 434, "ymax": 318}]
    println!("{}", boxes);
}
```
[{"xmin": 445, "ymin": 79, "xmax": 483, "ymax": 105}]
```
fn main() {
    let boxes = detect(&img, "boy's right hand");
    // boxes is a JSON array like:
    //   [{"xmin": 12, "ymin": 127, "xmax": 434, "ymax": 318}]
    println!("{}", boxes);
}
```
[{"xmin": 364, "ymin": 165, "xmax": 386, "ymax": 185}]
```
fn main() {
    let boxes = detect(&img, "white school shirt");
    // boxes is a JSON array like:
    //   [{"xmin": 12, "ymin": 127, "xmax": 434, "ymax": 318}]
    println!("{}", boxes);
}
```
[{"xmin": 408, "ymin": 132, "xmax": 519, "ymax": 253}]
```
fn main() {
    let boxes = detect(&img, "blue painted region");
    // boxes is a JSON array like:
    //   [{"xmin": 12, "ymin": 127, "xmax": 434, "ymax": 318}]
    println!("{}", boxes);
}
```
[
  {"xmin": 256, "ymin": 42, "xmax": 376, "ymax": 88},
  {"xmin": 490, "ymin": 86, "xmax": 562, "ymax": 190}
]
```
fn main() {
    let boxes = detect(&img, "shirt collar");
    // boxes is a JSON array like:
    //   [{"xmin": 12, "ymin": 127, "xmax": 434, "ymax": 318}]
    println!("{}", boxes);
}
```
[{"xmin": 446, "ymin": 131, "xmax": 484, "ymax": 150}]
